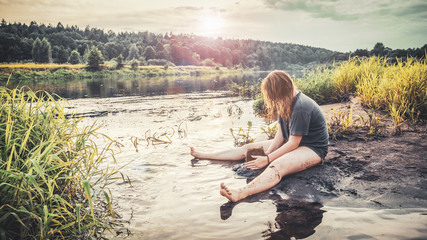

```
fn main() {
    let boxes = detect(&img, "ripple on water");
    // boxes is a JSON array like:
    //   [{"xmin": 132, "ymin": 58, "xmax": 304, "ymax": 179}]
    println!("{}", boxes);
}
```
[{"xmin": 69, "ymin": 94, "xmax": 427, "ymax": 240}]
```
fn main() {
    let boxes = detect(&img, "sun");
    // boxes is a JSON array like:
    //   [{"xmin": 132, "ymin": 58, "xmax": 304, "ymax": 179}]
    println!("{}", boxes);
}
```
[{"xmin": 199, "ymin": 14, "xmax": 224, "ymax": 36}]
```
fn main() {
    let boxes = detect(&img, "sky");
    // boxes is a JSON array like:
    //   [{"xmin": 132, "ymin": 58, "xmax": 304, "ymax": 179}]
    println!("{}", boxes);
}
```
[{"xmin": 0, "ymin": 0, "xmax": 426, "ymax": 52}]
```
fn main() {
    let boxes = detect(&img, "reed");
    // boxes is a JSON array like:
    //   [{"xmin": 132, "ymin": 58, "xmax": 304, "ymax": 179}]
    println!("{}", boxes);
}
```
[
  {"xmin": 294, "ymin": 67, "xmax": 337, "ymax": 104},
  {"xmin": 351, "ymin": 56, "xmax": 426, "ymax": 132},
  {"xmin": 0, "ymin": 84, "xmax": 125, "ymax": 239}
]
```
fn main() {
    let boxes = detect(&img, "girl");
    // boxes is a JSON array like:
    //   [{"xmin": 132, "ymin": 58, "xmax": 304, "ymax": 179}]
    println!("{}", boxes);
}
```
[{"xmin": 190, "ymin": 70, "xmax": 329, "ymax": 202}]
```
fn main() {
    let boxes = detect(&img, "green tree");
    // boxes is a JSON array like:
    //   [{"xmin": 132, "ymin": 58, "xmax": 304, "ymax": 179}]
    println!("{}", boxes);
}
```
[
  {"xmin": 354, "ymin": 49, "xmax": 369, "ymax": 57},
  {"xmin": 68, "ymin": 50, "xmax": 80, "ymax": 64},
  {"xmin": 86, "ymin": 46, "xmax": 104, "ymax": 70},
  {"xmin": 130, "ymin": 58, "xmax": 139, "ymax": 70},
  {"xmin": 115, "ymin": 54, "xmax": 124, "ymax": 69},
  {"xmin": 40, "ymin": 38, "xmax": 52, "ymax": 63},
  {"xmin": 143, "ymin": 46, "xmax": 156, "ymax": 60},
  {"xmin": 371, "ymin": 42, "xmax": 385, "ymax": 56},
  {"xmin": 52, "ymin": 45, "xmax": 69, "ymax": 63},
  {"xmin": 127, "ymin": 44, "xmax": 140, "ymax": 61},
  {"xmin": 32, "ymin": 37, "xmax": 52, "ymax": 63}
]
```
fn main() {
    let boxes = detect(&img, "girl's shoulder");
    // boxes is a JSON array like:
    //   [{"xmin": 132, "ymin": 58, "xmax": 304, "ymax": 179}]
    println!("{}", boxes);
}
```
[{"xmin": 293, "ymin": 92, "xmax": 316, "ymax": 112}]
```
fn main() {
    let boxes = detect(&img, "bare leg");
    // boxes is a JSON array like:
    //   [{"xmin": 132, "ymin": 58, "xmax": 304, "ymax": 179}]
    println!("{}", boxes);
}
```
[
  {"xmin": 220, "ymin": 146, "xmax": 321, "ymax": 202},
  {"xmin": 190, "ymin": 140, "xmax": 272, "ymax": 161},
  {"xmin": 220, "ymin": 165, "xmax": 281, "ymax": 202}
]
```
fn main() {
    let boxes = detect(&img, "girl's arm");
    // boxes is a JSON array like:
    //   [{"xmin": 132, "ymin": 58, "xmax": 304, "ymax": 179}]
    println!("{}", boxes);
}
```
[
  {"xmin": 246, "ymin": 122, "xmax": 302, "ymax": 170},
  {"xmin": 267, "ymin": 134, "xmax": 302, "ymax": 162},
  {"xmin": 265, "ymin": 123, "xmax": 286, "ymax": 155},
  {"xmin": 246, "ymin": 134, "xmax": 302, "ymax": 170}
]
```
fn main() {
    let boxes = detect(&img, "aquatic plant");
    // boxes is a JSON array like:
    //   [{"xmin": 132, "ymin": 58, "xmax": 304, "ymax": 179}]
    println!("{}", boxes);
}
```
[
  {"xmin": 227, "ymin": 103, "xmax": 243, "ymax": 119},
  {"xmin": 227, "ymin": 79, "xmax": 261, "ymax": 99},
  {"xmin": 142, "ymin": 122, "xmax": 188, "ymax": 148},
  {"xmin": 0, "ymin": 84, "xmax": 125, "ymax": 239},
  {"xmin": 261, "ymin": 122, "xmax": 278, "ymax": 140},
  {"xmin": 230, "ymin": 121, "xmax": 255, "ymax": 147}
]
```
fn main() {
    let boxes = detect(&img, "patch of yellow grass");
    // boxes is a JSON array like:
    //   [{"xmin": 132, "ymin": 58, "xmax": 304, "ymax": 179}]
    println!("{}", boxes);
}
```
[
  {"xmin": 0, "ymin": 63, "xmax": 86, "ymax": 73},
  {"xmin": 333, "ymin": 56, "xmax": 426, "ymax": 132}
]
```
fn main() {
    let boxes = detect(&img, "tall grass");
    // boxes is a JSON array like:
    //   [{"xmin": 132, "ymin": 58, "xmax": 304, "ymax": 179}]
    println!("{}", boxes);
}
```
[
  {"xmin": 294, "ymin": 67, "xmax": 337, "ymax": 104},
  {"xmin": 335, "ymin": 56, "xmax": 426, "ymax": 132},
  {"xmin": 0, "ymin": 84, "xmax": 124, "ymax": 239}
]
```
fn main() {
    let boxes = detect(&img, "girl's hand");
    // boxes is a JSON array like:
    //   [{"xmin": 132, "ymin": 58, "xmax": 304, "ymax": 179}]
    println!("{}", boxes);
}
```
[{"xmin": 245, "ymin": 155, "xmax": 269, "ymax": 170}]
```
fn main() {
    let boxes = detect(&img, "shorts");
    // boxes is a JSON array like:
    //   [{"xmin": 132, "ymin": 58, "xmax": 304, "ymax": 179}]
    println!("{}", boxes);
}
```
[{"xmin": 305, "ymin": 145, "xmax": 328, "ymax": 160}]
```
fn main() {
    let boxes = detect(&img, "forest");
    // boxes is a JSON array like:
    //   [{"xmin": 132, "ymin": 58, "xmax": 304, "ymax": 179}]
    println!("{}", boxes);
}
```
[{"xmin": 0, "ymin": 19, "xmax": 426, "ymax": 70}]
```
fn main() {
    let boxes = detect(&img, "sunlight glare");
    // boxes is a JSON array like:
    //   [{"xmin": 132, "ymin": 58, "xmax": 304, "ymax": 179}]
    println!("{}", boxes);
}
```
[{"xmin": 199, "ymin": 14, "xmax": 224, "ymax": 36}]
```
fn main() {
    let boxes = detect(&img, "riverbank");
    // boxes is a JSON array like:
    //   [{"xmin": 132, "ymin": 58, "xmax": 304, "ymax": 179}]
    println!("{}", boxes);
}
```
[{"xmin": 0, "ymin": 63, "xmax": 255, "ymax": 81}]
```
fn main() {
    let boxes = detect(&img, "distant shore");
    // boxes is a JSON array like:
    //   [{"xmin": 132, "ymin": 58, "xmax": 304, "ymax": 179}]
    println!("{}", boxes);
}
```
[{"xmin": 0, "ymin": 63, "xmax": 256, "ymax": 81}]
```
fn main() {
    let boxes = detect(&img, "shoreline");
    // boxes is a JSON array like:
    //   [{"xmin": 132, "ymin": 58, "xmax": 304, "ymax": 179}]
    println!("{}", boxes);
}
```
[{"xmin": 0, "ymin": 63, "xmax": 257, "ymax": 81}]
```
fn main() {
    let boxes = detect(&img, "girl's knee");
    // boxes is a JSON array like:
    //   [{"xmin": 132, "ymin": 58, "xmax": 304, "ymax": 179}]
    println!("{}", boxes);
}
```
[
  {"xmin": 268, "ymin": 164, "xmax": 282, "ymax": 181},
  {"xmin": 269, "ymin": 156, "xmax": 300, "ymax": 177}
]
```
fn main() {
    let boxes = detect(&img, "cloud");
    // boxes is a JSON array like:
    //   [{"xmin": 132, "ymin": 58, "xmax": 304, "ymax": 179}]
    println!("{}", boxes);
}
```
[
  {"xmin": 174, "ymin": 6, "xmax": 203, "ymax": 12},
  {"xmin": 0, "ymin": 0, "xmax": 74, "ymax": 8},
  {"xmin": 262, "ymin": 0, "xmax": 427, "ymax": 22},
  {"xmin": 263, "ymin": 0, "xmax": 357, "ymax": 20}
]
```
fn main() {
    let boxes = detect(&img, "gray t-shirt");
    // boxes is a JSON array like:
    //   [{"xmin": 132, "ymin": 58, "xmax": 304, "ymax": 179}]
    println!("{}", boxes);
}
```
[{"xmin": 279, "ymin": 91, "xmax": 329, "ymax": 159}]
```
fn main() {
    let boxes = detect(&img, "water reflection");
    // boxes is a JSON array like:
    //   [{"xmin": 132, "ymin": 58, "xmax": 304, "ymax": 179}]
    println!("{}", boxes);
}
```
[
  {"xmin": 264, "ymin": 199, "xmax": 325, "ymax": 240},
  {"xmin": 220, "ymin": 198, "xmax": 324, "ymax": 239},
  {"xmin": 5, "ymin": 73, "xmax": 266, "ymax": 99}
]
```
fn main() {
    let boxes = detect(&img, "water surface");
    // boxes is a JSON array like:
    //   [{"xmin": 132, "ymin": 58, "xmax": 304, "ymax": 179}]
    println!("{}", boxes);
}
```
[
  {"xmin": 6, "ymin": 72, "xmax": 425, "ymax": 239},
  {"xmin": 66, "ymin": 91, "xmax": 427, "ymax": 240},
  {"xmin": 4, "ymin": 73, "xmax": 266, "ymax": 99}
]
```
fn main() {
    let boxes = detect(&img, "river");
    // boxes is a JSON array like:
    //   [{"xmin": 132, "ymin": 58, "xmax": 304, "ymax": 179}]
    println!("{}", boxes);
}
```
[{"xmin": 6, "ymin": 74, "xmax": 427, "ymax": 239}]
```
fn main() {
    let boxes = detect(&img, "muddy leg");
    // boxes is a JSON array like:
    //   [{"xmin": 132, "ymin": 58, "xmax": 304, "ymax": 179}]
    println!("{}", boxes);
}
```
[
  {"xmin": 190, "ymin": 140, "xmax": 272, "ymax": 161},
  {"xmin": 220, "ymin": 165, "xmax": 282, "ymax": 202},
  {"xmin": 220, "ymin": 146, "xmax": 322, "ymax": 202}
]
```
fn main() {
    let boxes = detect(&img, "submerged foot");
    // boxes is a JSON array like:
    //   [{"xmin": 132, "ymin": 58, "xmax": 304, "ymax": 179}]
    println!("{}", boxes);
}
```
[{"xmin": 220, "ymin": 182, "xmax": 246, "ymax": 202}]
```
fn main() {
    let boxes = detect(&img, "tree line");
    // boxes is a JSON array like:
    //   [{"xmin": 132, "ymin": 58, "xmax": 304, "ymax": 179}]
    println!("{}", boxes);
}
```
[{"xmin": 0, "ymin": 20, "xmax": 425, "ymax": 70}]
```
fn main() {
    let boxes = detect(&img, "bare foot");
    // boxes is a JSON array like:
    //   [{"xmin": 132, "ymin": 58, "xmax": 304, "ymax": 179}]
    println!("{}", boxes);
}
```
[
  {"xmin": 220, "ymin": 182, "xmax": 246, "ymax": 202},
  {"xmin": 190, "ymin": 146, "xmax": 208, "ymax": 160},
  {"xmin": 190, "ymin": 147, "xmax": 199, "ymax": 159}
]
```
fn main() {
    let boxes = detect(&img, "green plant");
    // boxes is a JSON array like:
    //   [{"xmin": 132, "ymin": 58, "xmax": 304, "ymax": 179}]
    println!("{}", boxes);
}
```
[
  {"xmin": 230, "ymin": 121, "xmax": 255, "ymax": 147},
  {"xmin": 0, "ymin": 85, "xmax": 125, "ymax": 239},
  {"xmin": 360, "ymin": 109, "xmax": 387, "ymax": 136},
  {"xmin": 261, "ymin": 122, "xmax": 278, "ymax": 140},
  {"xmin": 327, "ymin": 107, "xmax": 361, "ymax": 139},
  {"xmin": 86, "ymin": 46, "xmax": 104, "ymax": 71},
  {"xmin": 227, "ymin": 79, "xmax": 261, "ymax": 99},
  {"xmin": 253, "ymin": 95, "xmax": 265, "ymax": 117},
  {"xmin": 294, "ymin": 67, "xmax": 337, "ymax": 104}
]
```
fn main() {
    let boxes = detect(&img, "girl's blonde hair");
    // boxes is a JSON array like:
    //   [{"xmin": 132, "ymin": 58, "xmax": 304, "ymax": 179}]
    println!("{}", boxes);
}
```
[{"xmin": 261, "ymin": 70, "xmax": 297, "ymax": 120}]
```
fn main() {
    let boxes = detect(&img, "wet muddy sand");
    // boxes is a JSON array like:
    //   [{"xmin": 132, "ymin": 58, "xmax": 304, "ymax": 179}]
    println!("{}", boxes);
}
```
[{"xmin": 68, "ymin": 92, "xmax": 427, "ymax": 240}]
